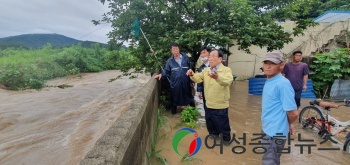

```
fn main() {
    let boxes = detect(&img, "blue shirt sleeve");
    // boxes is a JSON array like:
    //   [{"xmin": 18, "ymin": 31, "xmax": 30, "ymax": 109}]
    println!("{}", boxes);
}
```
[{"xmin": 280, "ymin": 81, "xmax": 297, "ymax": 111}]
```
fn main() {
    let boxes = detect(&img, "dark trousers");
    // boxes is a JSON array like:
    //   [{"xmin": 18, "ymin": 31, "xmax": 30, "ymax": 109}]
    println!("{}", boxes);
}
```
[
  {"xmin": 294, "ymin": 90, "xmax": 302, "ymax": 107},
  {"xmin": 206, "ymin": 107, "xmax": 231, "ymax": 141},
  {"xmin": 262, "ymin": 133, "xmax": 286, "ymax": 165},
  {"xmin": 203, "ymin": 98, "xmax": 216, "ymax": 135}
]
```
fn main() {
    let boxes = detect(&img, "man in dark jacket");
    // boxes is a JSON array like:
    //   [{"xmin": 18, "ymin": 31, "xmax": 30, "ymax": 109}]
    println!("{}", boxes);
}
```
[{"xmin": 154, "ymin": 43, "xmax": 194, "ymax": 114}]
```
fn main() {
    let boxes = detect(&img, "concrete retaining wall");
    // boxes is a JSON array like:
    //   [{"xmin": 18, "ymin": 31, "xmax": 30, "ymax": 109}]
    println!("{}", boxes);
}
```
[
  {"xmin": 80, "ymin": 77, "xmax": 159, "ymax": 165},
  {"xmin": 228, "ymin": 20, "xmax": 350, "ymax": 79}
]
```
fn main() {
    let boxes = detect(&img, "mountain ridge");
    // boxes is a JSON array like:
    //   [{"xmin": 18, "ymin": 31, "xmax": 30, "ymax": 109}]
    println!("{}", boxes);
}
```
[{"xmin": 0, "ymin": 33, "xmax": 107, "ymax": 49}]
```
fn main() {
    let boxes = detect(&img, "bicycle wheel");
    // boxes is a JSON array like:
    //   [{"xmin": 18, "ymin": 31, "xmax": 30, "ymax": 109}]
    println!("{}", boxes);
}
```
[
  {"xmin": 299, "ymin": 106, "xmax": 326, "ymax": 134},
  {"xmin": 344, "ymin": 139, "xmax": 350, "ymax": 153},
  {"xmin": 344, "ymin": 133, "xmax": 350, "ymax": 153}
]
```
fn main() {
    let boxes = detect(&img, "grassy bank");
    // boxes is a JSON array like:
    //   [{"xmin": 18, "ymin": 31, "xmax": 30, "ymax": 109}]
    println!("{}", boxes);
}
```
[{"xmin": 0, "ymin": 43, "xmax": 130, "ymax": 90}]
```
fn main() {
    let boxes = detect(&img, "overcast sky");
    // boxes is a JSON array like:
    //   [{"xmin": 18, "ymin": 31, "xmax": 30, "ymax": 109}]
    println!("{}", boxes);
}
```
[{"xmin": 0, "ymin": 0, "xmax": 113, "ymax": 43}]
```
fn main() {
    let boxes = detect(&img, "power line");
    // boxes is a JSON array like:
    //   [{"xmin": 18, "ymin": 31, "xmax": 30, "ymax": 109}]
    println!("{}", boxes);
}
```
[{"xmin": 78, "ymin": 23, "xmax": 110, "ymax": 40}]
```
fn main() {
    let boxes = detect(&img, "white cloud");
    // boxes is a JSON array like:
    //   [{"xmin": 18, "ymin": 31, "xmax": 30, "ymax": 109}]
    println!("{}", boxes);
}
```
[
  {"xmin": 29, "ymin": 29, "xmax": 54, "ymax": 34},
  {"xmin": 0, "ymin": 0, "xmax": 113, "ymax": 43}
]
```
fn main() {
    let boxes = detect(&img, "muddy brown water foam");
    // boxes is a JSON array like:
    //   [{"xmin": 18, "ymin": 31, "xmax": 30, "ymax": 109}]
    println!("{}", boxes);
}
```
[
  {"xmin": 0, "ymin": 70, "xmax": 150, "ymax": 165},
  {"xmin": 153, "ymin": 81, "xmax": 350, "ymax": 165}
]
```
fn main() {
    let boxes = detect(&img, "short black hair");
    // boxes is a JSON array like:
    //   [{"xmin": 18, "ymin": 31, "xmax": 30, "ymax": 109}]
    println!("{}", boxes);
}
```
[
  {"xmin": 200, "ymin": 46, "xmax": 211, "ymax": 52},
  {"xmin": 292, "ymin": 50, "xmax": 302, "ymax": 56},
  {"xmin": 170, "ymin": 42, "xmax": 179, "ymax": 48},
  {"xmin": 211, "ymin": 49, "xmax": 223, "ymax": 58}
]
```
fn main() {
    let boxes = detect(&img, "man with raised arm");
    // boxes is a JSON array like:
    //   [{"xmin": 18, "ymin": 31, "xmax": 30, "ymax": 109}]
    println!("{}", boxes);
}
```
[
  {"xmin": 154, "ymin": 43, "xmax": 194, "ymax": 114},
  {"xmin": 186, "ymin": 49, "xmax": 233, "ymax": 145}
]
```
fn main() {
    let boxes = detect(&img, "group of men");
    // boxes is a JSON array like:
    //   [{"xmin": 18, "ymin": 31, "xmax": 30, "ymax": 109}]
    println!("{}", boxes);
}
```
[
  {"xmin": 154, "ymin": 43, "xmax": 310, "ymax": 165},
  {"xmin": 154, "ymin": 43, "xmax": 233, "ymax": 144}
]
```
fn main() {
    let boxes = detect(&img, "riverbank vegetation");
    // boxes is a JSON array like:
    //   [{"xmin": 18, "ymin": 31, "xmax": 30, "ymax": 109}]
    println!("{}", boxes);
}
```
[{"xmin": 0, "ymin": 43, "xmax": 133, "ymax": 90}]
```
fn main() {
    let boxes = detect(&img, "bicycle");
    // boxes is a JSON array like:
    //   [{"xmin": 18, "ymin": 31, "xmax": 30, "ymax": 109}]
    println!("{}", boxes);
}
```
[{"xmin": 298, "ymin": 99, "xmax": 350, "ymax": 153}]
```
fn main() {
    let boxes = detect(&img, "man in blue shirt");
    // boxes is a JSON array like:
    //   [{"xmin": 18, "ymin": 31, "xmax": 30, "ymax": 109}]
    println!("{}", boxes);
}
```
[
  {"xmin": 261, "ymin": 52, "xmax": 299, "ymax": 165},
  {"xmin": 154, "ymin": 43, "xmax": 194, "ymax": 114}
]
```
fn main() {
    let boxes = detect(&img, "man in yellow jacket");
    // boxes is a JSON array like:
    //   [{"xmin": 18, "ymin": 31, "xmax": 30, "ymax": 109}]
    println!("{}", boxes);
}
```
[{"xmin": 186, "ymin": 49, "xmax": 233, "ymax": 145}]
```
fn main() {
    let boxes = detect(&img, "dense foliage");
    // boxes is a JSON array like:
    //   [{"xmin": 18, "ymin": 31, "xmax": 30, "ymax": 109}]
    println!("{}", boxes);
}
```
[
  {"xmin": 0, "ymin": 44, "xmax": 128, "ymax": 90},
  {"xmin": 96, "ymin": 0, "xmax": 320, "ymax": 74},
  {"xmin": 303, "ymin": 0, "xmax": 350, "ymax": 18},
  {"xmin": 309, "ymin": 48, "xmax": 350, "ymax": 98},
  {"xmin": 249, "ymin": 0, "xmax": 350, "ymax": 20},
  {"xmin": 181, "ymin": 106, "xmax": 200, "ymax": 128}
]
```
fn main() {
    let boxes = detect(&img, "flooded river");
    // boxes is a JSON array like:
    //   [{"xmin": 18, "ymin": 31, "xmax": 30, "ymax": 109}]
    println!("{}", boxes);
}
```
[
  {"xmin": 1, "ymin": 71, "xmax": 349, "ymax": 165},
  {"xmin": 154, "ymin": 81, "xmax": 350, "ymax": 165},
  {"xmin": 0, "ymin": 70, "xmax": 150, "ymax": 165}
]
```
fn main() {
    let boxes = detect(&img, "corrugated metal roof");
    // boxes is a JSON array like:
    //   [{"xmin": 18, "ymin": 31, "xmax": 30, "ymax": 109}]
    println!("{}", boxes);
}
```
[
  {"xmin": 248, "ymin": 78, "xmax": 316, "ymax": 98},
  {"xmin": 313, "ymin": 10, "xmax": 350, "ymax": 23}
]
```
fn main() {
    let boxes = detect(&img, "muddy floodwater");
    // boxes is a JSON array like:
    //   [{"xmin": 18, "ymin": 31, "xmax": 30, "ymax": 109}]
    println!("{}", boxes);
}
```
[
  {"xmin": 0, "ymin": 70, "xmax": 150, "ymax": 165},
  {"xmin": 154, "ymin": 81, "xmax": 350, "ymax": 165},
  {"xmin": 1, "ymin": 71, "xmax": 349, "ymax": 165}
]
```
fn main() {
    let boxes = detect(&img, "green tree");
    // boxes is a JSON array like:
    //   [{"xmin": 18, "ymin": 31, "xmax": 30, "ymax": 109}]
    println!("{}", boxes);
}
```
[
  {"xmin": 250, "ymin": 0, "xmax": 350, "ymax": 19},
  {"xmin": 305, "ymin": 0, "xmax": 350, "ymax": 18},
  {"xmin": 96, "ymin": 0, "xmax": 318, "ymax": 73},
  {"xmin": 309, "ymin": 48, "xmax": 350, "ymax": 98}
]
